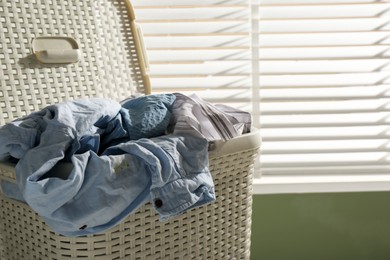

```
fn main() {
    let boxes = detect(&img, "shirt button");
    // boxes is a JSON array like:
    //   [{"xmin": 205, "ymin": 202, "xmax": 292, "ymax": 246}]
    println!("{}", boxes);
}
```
[{"xmin": 154, "ymin": 199, "xmax": 163, "ymax": 208}]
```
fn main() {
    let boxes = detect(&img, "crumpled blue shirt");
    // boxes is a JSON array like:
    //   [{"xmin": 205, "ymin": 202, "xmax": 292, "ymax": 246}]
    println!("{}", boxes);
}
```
[{"xmin": 0, "ymin": 94, "xmax": 215, "ymax": 236}]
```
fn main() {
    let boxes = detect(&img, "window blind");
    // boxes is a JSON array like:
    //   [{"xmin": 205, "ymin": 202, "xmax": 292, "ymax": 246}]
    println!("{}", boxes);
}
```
[
  {"xmin": 131, "ymin": 0, "xmax": 253, "ymax": 114},
  {"xmin": 257, "ymin": 0, "xmax": 390, "ymax": 178},
  {"xmin": 133, "ymin": 0, "xmax": 390, "ymax": 182}
]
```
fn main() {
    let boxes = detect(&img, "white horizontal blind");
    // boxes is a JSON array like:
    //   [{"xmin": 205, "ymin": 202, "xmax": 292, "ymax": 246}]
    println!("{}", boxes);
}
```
[
  {"xmin": 133, "ymin": 0, "xmax": 390, "ymax": 181},
  {"xmin": 258, "ymin": 0, "xmax": 390, "ymax": 177},
  {"xmin": 131, "ymin": 0, "xmax": 253, "ymax": 114}
]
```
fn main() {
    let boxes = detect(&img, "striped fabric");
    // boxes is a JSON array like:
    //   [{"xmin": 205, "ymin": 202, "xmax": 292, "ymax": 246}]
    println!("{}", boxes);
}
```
[{"xmin": 168, "ymin": 93, "xmax": 251, "ymax": 142}]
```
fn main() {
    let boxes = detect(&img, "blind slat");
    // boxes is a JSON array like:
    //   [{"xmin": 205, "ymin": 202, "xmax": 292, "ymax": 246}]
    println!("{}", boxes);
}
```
[
  {"xmin": 258, "ymin": 72, "xmax": 390, "ymax": 88},
  {"xmin": 261, "ymin": 98, "xmax": 390, "ymax": 115},
  {"xmin": 261, "ymin": 165, "xmax": 390, "ymax": 175},
  {"xmin": 259, "ymin": 0, "xmax": 387, "ymax": 5},
  {"xmin": 132, "ymin": 0, "xmax": 248, "ymax": 7},
  {"xmin": 257, "ymin": 3, "xmax": 390, "ymax": 19},
  {"xmin": 146, "ymin": 46, "xmax": 390, "ymax": 61},
  {"xmin": 258, "ymin": 32, "xmax": 390, "ymax": 46},
  {"xmin": 261, "ymin": 125, "xmax": 390, "ymax": 140},
  {"xmin": 143, "ymin": 36, "xmax": 249, "ymax": 49},
  {"xmin": 261, "ymin": 85, "xmax": 390, "ymax": 100}
]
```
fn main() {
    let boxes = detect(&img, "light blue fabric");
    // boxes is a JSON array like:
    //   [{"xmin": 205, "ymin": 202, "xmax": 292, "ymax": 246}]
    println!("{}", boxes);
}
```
[{"xmin": 0, "ymin": 95, "xmax": 215, "ymax": 237}]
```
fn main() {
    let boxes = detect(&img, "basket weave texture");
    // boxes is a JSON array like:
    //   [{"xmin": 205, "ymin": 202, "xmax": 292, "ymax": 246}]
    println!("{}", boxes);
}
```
[
  {"xmin": 0, "ymin": 0, "xmax": 259, "ymax": 259},
  {"xmin": 0, "ymin": 0, "xmax": 147, "ymax": 125},
  {"xmin": 0, "ymin": 149, "xmax": 258, "ymax": 259}
]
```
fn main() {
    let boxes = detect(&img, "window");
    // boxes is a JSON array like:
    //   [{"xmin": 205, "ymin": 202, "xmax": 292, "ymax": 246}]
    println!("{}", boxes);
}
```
[{"xmin": 133, "ymin": 0, "xmax": 390, "ymax": 193}]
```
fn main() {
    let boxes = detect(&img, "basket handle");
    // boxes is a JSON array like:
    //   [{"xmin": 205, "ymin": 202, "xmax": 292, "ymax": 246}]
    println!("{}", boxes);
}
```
[
  {"xmin": 135, "ymin": 25, "xmax": 150, "ymax": 73},
  {"xmin": 125, "ymin": 0, "xmax": 152, "ymax": 95}
]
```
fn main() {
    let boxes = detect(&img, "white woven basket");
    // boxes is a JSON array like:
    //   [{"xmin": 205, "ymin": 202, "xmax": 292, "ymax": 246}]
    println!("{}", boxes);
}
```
[{"xmin": 0, "ymin": 0, "xmax": 260, "ymax": 259}]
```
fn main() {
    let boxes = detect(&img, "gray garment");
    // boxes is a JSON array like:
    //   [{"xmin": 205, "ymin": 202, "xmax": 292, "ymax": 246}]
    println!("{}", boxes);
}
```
[{"xmin": 167, "ymin": 93, "xmax": 252, "ymax": 142}]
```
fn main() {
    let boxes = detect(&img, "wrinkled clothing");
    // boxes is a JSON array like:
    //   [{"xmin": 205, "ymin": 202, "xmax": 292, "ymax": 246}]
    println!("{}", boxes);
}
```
[
  {"xmin": 0, "ymin": 94, "xmax": 215, "ymax": 236},
  {"xmin": 0, "ymin": 95, "xmax": 175, "ymax": 162},
  {"xmin": 167, "ymin": 93, "xmax": 252, "ymax": 141}
]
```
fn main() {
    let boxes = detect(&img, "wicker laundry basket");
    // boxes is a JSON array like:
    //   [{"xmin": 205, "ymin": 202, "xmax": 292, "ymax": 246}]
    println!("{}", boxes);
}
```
[{"xmin": 0, "ymin": 0, "xmax": 261, "ymax": 259}]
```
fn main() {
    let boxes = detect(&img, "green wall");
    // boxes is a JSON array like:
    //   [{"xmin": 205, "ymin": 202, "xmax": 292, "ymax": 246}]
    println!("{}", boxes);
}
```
[{"xmin": 250, "ymin": 192, "xmax": 390, "ymax": 260}]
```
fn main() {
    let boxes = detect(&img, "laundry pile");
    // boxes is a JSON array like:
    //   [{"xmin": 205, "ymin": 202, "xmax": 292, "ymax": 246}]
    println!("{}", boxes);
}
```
[{"xmin": 0, "ymin": 93, "xmax": 251, "ymax": 236}]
